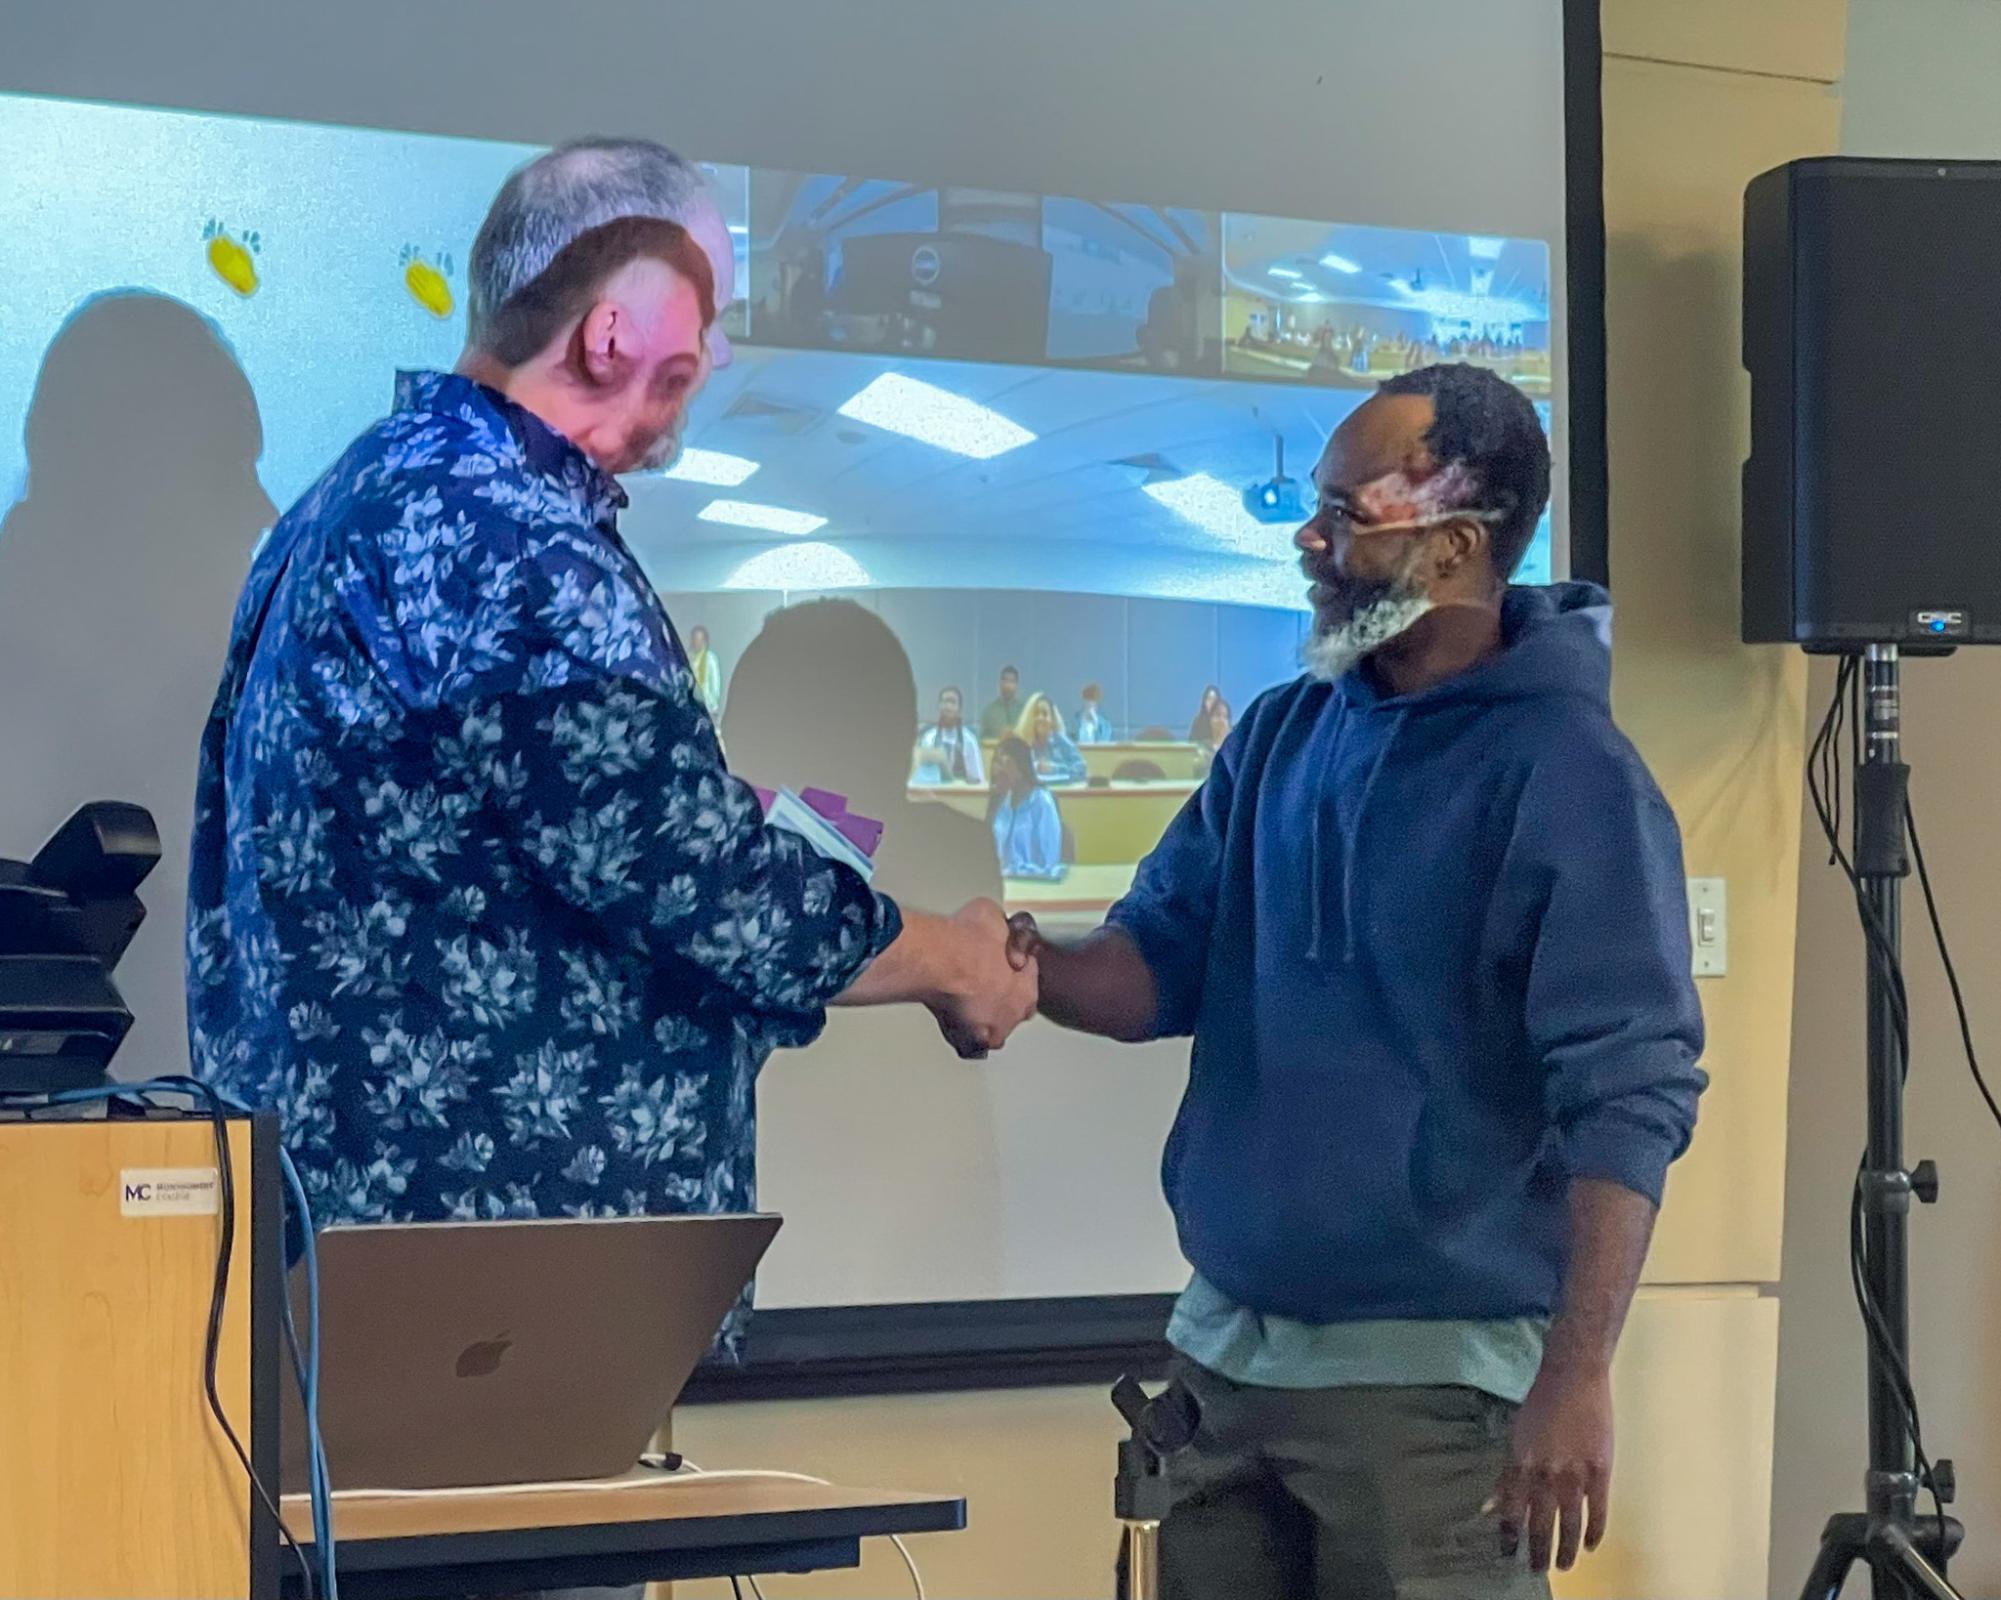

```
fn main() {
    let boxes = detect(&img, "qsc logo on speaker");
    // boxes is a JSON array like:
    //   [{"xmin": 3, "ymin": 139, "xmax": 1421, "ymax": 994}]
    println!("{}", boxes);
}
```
[{"xmin": 1911, "ymin": 609, "xmax": 1970, "ymax": 640}]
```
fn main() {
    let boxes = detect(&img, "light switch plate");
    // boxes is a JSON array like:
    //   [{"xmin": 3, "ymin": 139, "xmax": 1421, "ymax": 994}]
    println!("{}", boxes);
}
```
[{"xmin": 1688, "ymin": 878, "xmax": 1727, "ymax": 978}]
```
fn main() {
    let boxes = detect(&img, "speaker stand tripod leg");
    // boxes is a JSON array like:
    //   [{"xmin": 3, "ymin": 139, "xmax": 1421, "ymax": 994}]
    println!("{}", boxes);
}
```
[
  {"xmin": 1797, "ymin": 1512, "xmax": 1967, "ymax": 1600},
  {"xmin": 1877, "ymin": 1521, "xmax": 1963, "ymax": 1600},
  {"xmin": 1799, "ymin": 1514, "xmax": 1864, "ymax": 1600}
]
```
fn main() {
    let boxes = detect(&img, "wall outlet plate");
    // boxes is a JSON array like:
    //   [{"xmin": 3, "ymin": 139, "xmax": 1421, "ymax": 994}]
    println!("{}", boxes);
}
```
[{"xmin": 1688, "ymin": 878, "xmax": 1727, "ymax": 978}]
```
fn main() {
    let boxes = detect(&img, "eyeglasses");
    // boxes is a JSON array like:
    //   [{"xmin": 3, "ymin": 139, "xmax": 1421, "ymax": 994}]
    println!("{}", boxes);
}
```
[{"xmin": 1310, "ymin": 502, "xmax": 1506, "ymax": 540}]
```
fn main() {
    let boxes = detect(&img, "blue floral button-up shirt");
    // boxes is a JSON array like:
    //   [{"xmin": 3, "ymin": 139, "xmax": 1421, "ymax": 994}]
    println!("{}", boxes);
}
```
[{"xmin": 187, "ymin": 373, "xmax": 900, "ymax": 1306}]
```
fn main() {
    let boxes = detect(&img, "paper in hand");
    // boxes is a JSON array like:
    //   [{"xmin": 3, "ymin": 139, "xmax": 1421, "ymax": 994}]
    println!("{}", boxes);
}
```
[{"xmin": 755, "ymin": 785, "xmax": 883, "ymax": 883}]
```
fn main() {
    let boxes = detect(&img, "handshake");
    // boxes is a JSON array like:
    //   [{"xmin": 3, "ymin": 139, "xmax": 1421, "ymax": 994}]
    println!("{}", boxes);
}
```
[{"xmin": 922, "ymin": 900, "xmax": 1051, "ymax": 1060}]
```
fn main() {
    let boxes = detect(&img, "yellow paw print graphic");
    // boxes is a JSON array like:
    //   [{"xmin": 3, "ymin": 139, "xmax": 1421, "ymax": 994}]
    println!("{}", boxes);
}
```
[
  {"xmin": 203, "ymin": 220, "xmax": 261, "ymax": 298},
  {"xmin": 401, "ymin": 245, "xmax": 455, "ymax": 320}
]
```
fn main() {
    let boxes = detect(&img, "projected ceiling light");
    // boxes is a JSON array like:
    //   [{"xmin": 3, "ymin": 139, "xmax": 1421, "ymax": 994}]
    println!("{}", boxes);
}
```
[
  {"xmin": 698, "ymin": 499, "xmax": 827, "ymax": 536},
  {"xmin": 723, "ymin": 542, "xmax": 873, "ymax": 591},
  {"xmin": 1144, "ymin": 472, "xmax": 1286, "ymax": 556},
  {"xmin": 1318, "ymin": 253, "xmax": 1361, "ymax": 274},
  {"xmin": 1266, "ymin": 265, "xmax": 1304, "ymax": 281},
  {"xmin": 662, "ymin": 448, "xmax": 760, "ymax": 487},
  {"xmin": 1467, "ymin": 235, "xmax": 1507, "ymax": 261},
  {"xmin": 835, "ymin": 373, "xmax": 1035, "ymax": 460}
]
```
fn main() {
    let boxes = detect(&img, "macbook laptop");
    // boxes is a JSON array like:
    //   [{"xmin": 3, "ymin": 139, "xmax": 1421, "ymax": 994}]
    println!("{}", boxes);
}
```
[{"xmin": 279, "ymin": 1213, "xmax": 780, "ymax": 1492}]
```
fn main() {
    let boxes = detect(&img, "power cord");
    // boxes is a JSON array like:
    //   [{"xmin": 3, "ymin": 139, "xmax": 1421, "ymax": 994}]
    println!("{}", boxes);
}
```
[
  {"xmin": 1905, "ymin": 802, "xmax": 2001, "ymax": 1135},
  {"xmin": 661, "ymin": 1457, "xmax": 927, "ymax": 1600},
  {"xmin": 279, "ymin": 1148, "xmax": 337, "ymax": 1600}
]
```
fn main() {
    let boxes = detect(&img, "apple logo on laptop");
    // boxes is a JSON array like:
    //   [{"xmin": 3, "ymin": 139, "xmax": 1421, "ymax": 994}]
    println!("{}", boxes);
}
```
[{"xmin": 455, "ymin": 1334, "xmax": 512, "ymax": 1379}]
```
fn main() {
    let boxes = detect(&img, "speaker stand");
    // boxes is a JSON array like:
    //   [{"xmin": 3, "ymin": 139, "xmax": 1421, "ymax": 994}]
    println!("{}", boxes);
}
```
[{"xmin": 1794, "ymin": 646, "xmax": 1966, "ymax": 1600}]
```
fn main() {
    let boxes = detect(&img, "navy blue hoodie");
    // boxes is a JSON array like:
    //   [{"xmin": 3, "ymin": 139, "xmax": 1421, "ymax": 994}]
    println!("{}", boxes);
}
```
[{"xmin": 1108, "ymin": 582, "xmax": 1705, "ymax": 1325}]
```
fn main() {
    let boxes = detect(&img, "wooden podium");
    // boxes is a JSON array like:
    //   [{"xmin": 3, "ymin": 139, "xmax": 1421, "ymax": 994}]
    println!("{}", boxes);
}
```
[{"xmin": 0, "ymin": 1110, "xmax": 282, "ymax": 1600}]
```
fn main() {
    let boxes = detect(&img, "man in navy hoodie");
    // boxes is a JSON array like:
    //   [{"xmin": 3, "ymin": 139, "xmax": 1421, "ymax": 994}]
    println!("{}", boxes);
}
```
[{"xmin": 1010, "ymin": 364, "xmax": 1704, "ymax": 1598}]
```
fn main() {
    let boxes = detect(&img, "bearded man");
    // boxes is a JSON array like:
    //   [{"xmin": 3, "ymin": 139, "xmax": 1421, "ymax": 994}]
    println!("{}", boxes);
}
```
[{"xmin": 1007, "ymin": 362, "xmax": 1706, "ymax": 1598}]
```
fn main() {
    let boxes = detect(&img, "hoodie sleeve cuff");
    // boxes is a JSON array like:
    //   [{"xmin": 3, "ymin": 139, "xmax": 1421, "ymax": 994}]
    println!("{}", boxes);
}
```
[{"xmin": 1561, "ymin": 1090, "xmax": 1700, "ymax": 1208}]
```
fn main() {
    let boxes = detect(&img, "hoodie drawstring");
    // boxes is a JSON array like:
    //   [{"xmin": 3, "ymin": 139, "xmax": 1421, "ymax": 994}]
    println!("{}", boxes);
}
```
[
  {"xmin": 1335, "ymin": 706, "xmax": 1409, "ymax": 965},
  {"xmin": 1303, "ymin": 698, "xmax": 1345, "ymax": 964}
]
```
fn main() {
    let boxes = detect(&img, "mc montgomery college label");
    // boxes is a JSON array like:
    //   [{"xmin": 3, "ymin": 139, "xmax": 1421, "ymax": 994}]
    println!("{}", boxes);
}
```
[{"xmin": 119, "ymin": 1168, "xmax": 222, "ymax": 1217}]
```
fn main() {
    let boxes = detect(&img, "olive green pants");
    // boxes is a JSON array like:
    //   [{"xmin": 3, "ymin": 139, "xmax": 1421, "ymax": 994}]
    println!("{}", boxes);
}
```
[{"xmin": 1143, "ymin": 1358, "xmax": 1553, "ymax": 1600}]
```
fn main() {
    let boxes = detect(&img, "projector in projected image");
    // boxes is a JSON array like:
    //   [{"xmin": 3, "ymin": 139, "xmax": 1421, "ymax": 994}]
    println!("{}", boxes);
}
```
[
  {"xmin": 1241, "ymin": 433, "xmax": 1308, "ymax": 524},
  {"xmin": 1241, "ymin": 473, "xmax": 1307, "ymax": 524}
]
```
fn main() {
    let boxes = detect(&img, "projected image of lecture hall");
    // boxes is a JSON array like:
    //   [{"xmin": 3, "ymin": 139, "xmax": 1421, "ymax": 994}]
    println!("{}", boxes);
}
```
[
  {"xmin": 1222, "ymin": 213, "xmax": 1554, "ymax": 395},
  {"xmin": 616, "ymin": 339, "xmax": 1325, "ymax": 926},
  {"xmin": 623, "ymin": 346, "xmax": 1551, "ymax": 926},
  {"xmin": 0, "ymin": 91, "xmax": 1554, "ymax": 931},
  {"xmin": 655, "ymin": 583, "xmax": 1304, "ymax": 931}
]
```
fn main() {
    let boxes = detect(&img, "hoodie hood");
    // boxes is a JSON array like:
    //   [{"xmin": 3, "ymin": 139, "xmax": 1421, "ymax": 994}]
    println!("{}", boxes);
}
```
[{"xmin": 1337, "ymin": 579, "xmax": 1613, "ymax": 713}]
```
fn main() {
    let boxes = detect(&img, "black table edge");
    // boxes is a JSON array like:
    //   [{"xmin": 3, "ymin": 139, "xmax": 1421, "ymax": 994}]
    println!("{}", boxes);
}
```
[{"xmin": 286, "ymin": 1492, "xmax": 967, "ymax": 1595}]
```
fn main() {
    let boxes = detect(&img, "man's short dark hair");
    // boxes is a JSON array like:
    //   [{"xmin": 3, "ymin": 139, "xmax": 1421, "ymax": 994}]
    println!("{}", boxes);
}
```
[
  {"xmin": 1001, "ymin": 665, "xmax": 1019, "ymax": 680},
  {"xmin": 1376, "ymin": 363, "xmax": 1551, "ymax": 578},
  {"xmin": 941, "ymin": 685, "xmax": 962, "ymax": 702}
]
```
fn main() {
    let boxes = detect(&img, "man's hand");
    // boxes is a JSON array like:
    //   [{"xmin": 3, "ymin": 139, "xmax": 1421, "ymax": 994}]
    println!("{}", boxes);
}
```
[
  {"xmin": 1486, "ymin": 1177, "xmax": 1654, "ymax": 1573},
  {"xmin": 1491, "ymin": 1360, "xmax": 1613, "ymax": 1573},
  {"xmin": 927, "ymin": 899, "xmax": 1038, "ymax": 1059},
  {"xmin": 1006, "ymin": 911, "xmax": 1045, "ymax": 972},
  {"xmin": 1001, "ymin": 910, "xmax": 1160, "ymax": 1042}
]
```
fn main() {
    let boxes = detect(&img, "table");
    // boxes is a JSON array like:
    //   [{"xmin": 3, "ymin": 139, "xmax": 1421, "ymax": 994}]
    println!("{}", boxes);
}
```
[
  {"xmin": 1070, "ymin": 740, "xmax": 1203, "ymax": 783},
  {"xmin": 1004, "ymin": 861, "xmax": 1138, "ymax": 917},
  {"xmin": 910, "ymin": 778, "xmax": 1198, "ymax": 864},
  {"xmin": 280, "ymin": 1470, "xmax": 966, "ymax": 1599},
  {"xmin": 965, "ymin": 738, "xmax": 1203, "ymax": 784}
]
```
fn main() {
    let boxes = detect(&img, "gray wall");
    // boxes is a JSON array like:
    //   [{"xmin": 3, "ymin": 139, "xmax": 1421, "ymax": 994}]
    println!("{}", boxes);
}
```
[{"xmin": 1770, "ymin": 2, "xmax": 2001, "ymax": 1590}]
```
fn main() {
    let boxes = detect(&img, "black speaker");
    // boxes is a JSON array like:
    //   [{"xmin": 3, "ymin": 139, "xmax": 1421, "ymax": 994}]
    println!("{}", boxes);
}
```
[{"xmin": 1744, "ymin": 157, "xmax": 2001, "ymax": 647}]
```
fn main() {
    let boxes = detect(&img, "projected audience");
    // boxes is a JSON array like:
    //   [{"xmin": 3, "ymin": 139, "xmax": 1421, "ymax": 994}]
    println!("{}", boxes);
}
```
[
  {"xmin": 1018, "ymin": 694, "xmax": 1088, "ymax": 785},
  {"xmin": 1187, "ymin": 685, "xmax": 1223, "ymax": 743},
  {"xmin": 1231, "ymin": 311, "xmax": 1549, "ymax": 391},
  {"xmin": 1194, "ymin": 697, "xmax": 1233, "ymax": 778},
  {"xmin": 979, "ymin": 665, "xmax": 1024, "ymax": 740},
  {"xmin": 686, "ymin": 623, "xmax": 724, "ymax": 717},
  {"xmin": 988, "ymin": 737, "xmax": 1065, "ymax": 882},
  {"xmin": 1074, "ymin": 683, "xmax": 1112, "ymax": 746},
  {"xmin": 912, "ymin": 686, "xmax": 986, "ymax": 786}
]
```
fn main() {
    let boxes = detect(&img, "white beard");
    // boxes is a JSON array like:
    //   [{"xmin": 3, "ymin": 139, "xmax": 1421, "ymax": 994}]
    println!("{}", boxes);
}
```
[
  {"xmin": 637, "ymin": 424, "xmax": 684, "ymax": 474},
  {"xmin": 1303, "ymin": 592, "xmax": 1436, "ymax": 682}
]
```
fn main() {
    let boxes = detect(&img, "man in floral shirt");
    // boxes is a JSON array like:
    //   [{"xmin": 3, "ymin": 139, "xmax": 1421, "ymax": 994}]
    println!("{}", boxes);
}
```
[{"xmin": 187, "ymin": 141, "xmax": 1033, "ymax": 1296}]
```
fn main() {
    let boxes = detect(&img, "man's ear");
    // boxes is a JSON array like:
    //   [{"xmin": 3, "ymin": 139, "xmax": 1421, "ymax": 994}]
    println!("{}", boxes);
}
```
[
  {"xmin": 576, "ymin": 299, "xmax": 630, "ymax": 390},
  {"xmin": 1432, "ymin": 514, "xmax": 1491, "ymax": 584}
]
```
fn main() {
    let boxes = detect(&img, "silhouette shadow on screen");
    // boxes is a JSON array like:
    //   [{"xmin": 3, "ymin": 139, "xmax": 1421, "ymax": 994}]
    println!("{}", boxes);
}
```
[
  {"xmin": 722, "ymin": 598, "xmax": 1004, "ymax": 913},
  {"xmin": 0, "ymin": 291, "xmax": 277, "ymax": 1071},
  {"xmin": 718, "ymin": 597, "xmax": 1008, "ymax": 1300}
]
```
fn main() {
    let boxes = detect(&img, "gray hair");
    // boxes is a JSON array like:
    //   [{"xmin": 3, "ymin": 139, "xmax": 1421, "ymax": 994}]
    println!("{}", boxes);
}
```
[{"xmin": 467, "ymin": 137, "xmax": 711, "ymax": 348}]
